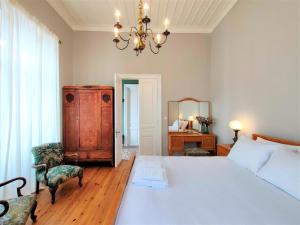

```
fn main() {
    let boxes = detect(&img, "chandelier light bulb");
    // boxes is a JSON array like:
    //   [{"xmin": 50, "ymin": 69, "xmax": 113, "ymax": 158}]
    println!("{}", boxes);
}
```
[
  {"xmin": 143, "ymin": 3, "xmax": 149, "ymax": 17},
  {"xmin": 164, "ymin": 18, "xmax": 169, "ymax": 30},
  {"xmin": 134, "ymin": 37, "xmax": 139, "ymax": 47},
  {"xmin": 156, "ymin": 34, "xmax": 161, "ymax": 44},
  {"xmin": 115, "ymin": 10, "xmax": 121, "ymax": 22},
  {"xmin": 114, "ymin": 27, "xmax": 119, "ymax": 38}
]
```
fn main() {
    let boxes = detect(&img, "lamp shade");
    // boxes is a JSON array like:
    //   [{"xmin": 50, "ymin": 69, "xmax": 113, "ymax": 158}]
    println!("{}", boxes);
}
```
[{"xmin": 229, "ymin": 120, "xmax": 242, "ymax": 130}]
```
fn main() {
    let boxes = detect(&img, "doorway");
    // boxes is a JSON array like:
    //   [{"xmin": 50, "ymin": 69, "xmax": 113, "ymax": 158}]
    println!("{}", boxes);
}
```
[
  {"xmin": 122, "ymin": 80, "xmax": 139, "ymax": 159},
  {"xmin": 114, "ymin": 74, "xmax": 162, "ymax": 167}
]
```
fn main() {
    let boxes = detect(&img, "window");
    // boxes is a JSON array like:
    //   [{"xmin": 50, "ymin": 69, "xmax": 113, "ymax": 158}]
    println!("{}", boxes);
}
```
[{"xmin": 0, "ymin": 0, "xmax": 60, "ymax": 198}]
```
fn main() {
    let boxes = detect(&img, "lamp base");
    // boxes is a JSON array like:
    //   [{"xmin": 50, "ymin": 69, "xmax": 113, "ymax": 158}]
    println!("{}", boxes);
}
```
[{"xmin": 232, "ymin": 129, "xmax": 240, "ymax": 146}]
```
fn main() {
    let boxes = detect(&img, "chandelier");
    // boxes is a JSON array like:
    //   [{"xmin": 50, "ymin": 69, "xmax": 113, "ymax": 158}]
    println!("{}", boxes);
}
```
[{"xmin": 113, "ymin": 0, "xmax": 170, "ymax": 56}]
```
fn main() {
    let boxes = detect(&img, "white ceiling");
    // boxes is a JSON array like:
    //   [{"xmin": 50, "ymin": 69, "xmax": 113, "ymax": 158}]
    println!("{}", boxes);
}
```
[{"xmin": 47, "ymin": 0, "xmax": 237, "ymax": 33}]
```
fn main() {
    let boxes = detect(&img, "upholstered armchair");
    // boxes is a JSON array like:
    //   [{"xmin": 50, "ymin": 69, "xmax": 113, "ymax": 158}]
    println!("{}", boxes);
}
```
[
  {"xmin": 0, "ymin": 177, "xmax": 37, "ymax": 225},
  {"xmin": 32, "ymin": 143, "xmax": 83, "ymax": 204}
]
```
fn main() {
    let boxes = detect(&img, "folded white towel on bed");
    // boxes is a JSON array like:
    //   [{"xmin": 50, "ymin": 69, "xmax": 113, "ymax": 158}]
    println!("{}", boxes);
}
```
[
  {"xmin": 132, "ymin": 159, "xmax": 168, "ymax": 188},
  {"xmin": 132, "ymin": 168, "xmax": 168, "ymax": 188}
]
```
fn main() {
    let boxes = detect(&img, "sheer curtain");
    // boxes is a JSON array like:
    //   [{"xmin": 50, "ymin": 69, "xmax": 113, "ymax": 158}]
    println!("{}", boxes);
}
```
[{"xmin": 0, "ymin": 0, "xmax": 60, "ymax": 198}]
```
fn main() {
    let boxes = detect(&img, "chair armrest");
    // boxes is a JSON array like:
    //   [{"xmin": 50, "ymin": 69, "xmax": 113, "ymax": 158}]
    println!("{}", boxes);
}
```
[
  {"xmin": 0, "ymin": 200, "xmax": 9, "ymax": 217},
  {"xmin": 32, "ymin": 164, "xmax": 49, "ymax": 185},
  {"xmin": 0, "ymin": 177, "xmax": 26, "ymax": 197}
]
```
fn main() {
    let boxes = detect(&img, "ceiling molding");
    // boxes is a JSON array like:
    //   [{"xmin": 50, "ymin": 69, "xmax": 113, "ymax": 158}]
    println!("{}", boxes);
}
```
[
  {"xmin": 46, "ymin": 0, "xmax": 77, "ymax": 29},
  {"xmin": 73, "ymin": 25, "xmax": 212, "ymax": 34},
  {"xmin": 210, "ymin": 0, "xmax": 237, "ymax": 32},
  {"xmin": 46, "ymin": 0, "xmax": 238, "ymax": 33}
]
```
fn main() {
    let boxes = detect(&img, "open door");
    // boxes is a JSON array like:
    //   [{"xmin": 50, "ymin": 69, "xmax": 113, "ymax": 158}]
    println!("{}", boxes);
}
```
[
  {"xmin": 115, "ymin": 74, "xmax": 162, "ymax": 163},
  {"xmin": 114, "ymin": 74, "xmax": 122, "ymax": 167},
  {"xmin": 139, "ymin": 77, "xmax": 162, "ymax": 155}
]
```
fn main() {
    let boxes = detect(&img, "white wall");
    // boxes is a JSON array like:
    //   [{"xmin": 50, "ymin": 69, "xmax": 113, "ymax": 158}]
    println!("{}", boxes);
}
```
[{"xmin": 210, "ymin": 0, "xmax": 300, "ymax": 143}]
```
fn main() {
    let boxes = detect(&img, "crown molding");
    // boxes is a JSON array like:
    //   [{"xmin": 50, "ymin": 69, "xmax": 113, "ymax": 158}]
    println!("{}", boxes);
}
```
[
  {"xmin": 73, "ymin": 25, "xmax": 212, "ymax": 33},
  {"xmin": 209, "ymin": 0, "xmax": 238, "ymax": 32},
  {"xmin": 46, "ymin": 0, "xmax": 77, "ymax": 29}
]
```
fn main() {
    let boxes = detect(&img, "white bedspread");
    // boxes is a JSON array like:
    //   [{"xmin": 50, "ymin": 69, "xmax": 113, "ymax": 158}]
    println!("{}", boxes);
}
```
[{"xmin": 116, "ymin": 156, "xmax": 300, "ymax": 225}]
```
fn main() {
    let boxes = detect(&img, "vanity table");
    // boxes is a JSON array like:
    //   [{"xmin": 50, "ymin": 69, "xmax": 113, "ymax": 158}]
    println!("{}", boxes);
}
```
[
  {"xmin": 168, "ymin": 131, "xmax": 216, "ymax": 155},
  {"xmin": 168, "ymin": 98, "xmax": 216, "ymax": 156}
]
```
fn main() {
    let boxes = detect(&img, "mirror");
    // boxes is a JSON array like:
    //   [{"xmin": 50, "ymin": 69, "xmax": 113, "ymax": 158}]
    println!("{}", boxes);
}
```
[{"xmin": 168, "ymin": 98, "xmax": 210, "ymax": 132}]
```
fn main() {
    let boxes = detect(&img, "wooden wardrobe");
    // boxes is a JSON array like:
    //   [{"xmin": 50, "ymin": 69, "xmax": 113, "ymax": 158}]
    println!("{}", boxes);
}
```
[{"xmin": 63, "ymin": 86, "xmax": 114, "ymax": 164}]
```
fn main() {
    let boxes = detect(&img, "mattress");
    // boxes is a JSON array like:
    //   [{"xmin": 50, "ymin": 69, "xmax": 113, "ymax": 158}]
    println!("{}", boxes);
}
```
[{"xmin": 116, "ymin": 156, "xmax": 300, "ymax": 225}]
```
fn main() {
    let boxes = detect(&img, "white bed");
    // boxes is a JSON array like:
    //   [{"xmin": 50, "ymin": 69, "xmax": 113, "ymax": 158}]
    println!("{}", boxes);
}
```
[{"xmin": 116, "ymin": 156, "xmax": 300, "ymax": 225}]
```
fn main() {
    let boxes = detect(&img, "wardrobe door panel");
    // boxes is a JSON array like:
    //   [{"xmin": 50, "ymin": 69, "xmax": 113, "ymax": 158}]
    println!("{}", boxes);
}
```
[
  {"xmin": 63, "ymin": 91, "xmax": 78, "ymax": 153},
  {"xmin": 101, "ymin": 106, "xmax": 113, "ymax": 149},
  {"xmin": 78, "ymin": 91, "xmax": 100, "ymax": 149}
]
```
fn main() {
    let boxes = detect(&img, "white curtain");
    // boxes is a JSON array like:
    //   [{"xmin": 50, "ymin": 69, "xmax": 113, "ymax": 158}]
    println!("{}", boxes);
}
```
[{"xmin": 0, "ymin": 0, "xmax": 60, "ymax": 199}]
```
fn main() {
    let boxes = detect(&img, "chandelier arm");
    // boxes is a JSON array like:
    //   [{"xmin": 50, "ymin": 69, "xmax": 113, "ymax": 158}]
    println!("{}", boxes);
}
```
[
  {"xmin": 146, "ymin": 27, "xmax": 169, "ymax": 46},
  {"xmin": 119, "ymin": 33, "xmax": 131, "ymax": 42},
  {"xmin": 149, "ymin": 41, "xmax": 159, "ymax": 54},
  {"xmin": 160, "ymin": 35, "xmax": 168, "ymax": 45},
  {"xmin": 146, "ymin": 28, "xmax": 159, "ymax": 45},
  {"xmin": 118, "ymin": 26, "xmax": 138, "ymax": 42},
  {"xmin": 115, "ymin": 40, "xmax": 130, "ymax": 50},
  {"xmin": 130, "ymin": 26, "xmax": 138, "ymax": 33}
]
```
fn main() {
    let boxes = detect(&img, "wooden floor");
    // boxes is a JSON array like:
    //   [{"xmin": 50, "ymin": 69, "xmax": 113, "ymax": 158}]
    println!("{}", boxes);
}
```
[{"xmin": 26, "ymin": 157, "xmax": 134, "ymax": 225}]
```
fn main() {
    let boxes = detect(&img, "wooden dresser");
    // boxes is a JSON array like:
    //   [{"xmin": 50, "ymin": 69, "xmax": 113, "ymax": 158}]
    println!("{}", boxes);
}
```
[
  {"xmin": 168, "ymin": 131, "xmax": 216, "ymax": 155},
  {"xmin": 63, "ymin": 86, "xmax": 114, "ymax": 164}
]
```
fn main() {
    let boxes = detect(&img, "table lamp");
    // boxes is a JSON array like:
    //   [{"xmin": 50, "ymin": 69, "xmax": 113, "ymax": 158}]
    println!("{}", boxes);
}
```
[
  {"xmin": 188, "ymin": 116, "xmax": 194, "ymax": 131},
  {"xmin": 229, "ymin": 120, "xmax": 242, "ymax": 145}
]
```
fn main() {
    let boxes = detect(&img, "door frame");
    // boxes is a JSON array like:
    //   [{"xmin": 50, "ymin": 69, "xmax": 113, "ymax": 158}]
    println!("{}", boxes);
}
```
[{"xmin": 114, "ymin": 73, "xmax": 162, "ymax": 164}]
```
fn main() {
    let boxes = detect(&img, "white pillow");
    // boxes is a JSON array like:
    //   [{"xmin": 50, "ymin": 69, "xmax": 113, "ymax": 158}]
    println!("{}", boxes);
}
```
[
  {"xmin": 257, "ymin": 149, "xmax": 300, "ymax": 201},
  {"xmin": 228, "ymin": 136, "xmax": 281, "ymax": 173},
  {"xmin": 256, "ymin": 137, "xmax": 300, "ymax": 151},
  {"xmin": 171, "ymin": 120, "xmax": 179, "ymax": 130}
]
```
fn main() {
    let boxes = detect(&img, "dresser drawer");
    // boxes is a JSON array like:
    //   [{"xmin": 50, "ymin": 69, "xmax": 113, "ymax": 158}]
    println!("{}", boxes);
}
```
[
  {"xmin": 202, "ymin": 136, "xmax": 215, "ymax": 150},
  {"xmin": 170, "ymin": 137, "xmax": 184, "ymax": 151}
]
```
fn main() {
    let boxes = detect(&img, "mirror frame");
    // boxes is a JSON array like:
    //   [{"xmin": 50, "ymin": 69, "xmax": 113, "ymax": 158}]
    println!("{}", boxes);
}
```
[
  {"xmin": 168, "ymin": 98, "xmax": 212, "ymax": 132},
  {"xmin": 169, "ymin": 97, "xmax": 212, "ymax": 116}
]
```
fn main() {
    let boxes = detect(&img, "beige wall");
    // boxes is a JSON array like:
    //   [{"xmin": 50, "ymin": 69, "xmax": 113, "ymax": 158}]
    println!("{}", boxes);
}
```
[
  {"xmin": 210, "ymin": 0, "xmax": 300, "ymax": 143},
  {"xmin": 18, "ymin": 0, "xmax": 73, "ymax": 86},
  {"xmin": 73, "ymin": 32, "xmax": 211, "ymax": 154}
]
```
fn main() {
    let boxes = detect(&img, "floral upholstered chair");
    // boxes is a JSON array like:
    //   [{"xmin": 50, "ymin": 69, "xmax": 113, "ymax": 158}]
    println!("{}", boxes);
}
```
[
  {"xmin": 32, "ymin": 143, "xmax": 83, "ymax": 204},
  {"xmin": 0, "ymin": 177, "xmax": 37, "ymax": 225}
]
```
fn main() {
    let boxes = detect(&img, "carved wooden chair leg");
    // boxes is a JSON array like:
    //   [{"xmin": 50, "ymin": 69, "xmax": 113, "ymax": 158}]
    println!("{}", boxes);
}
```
[
  {"xmin": 30, "ymin": 200, "xmax": 38, "ymax": 221},
  {"xmin": 49, "ymin": 187, "xmax": 57, "ymax": 204},
  {"xmin": 36, "ymin": 181, "xmax": 40, "ymax": 194},
  {"xmin": 78, "ymin": 174, "xmax": 83, "ymax": 187}
]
